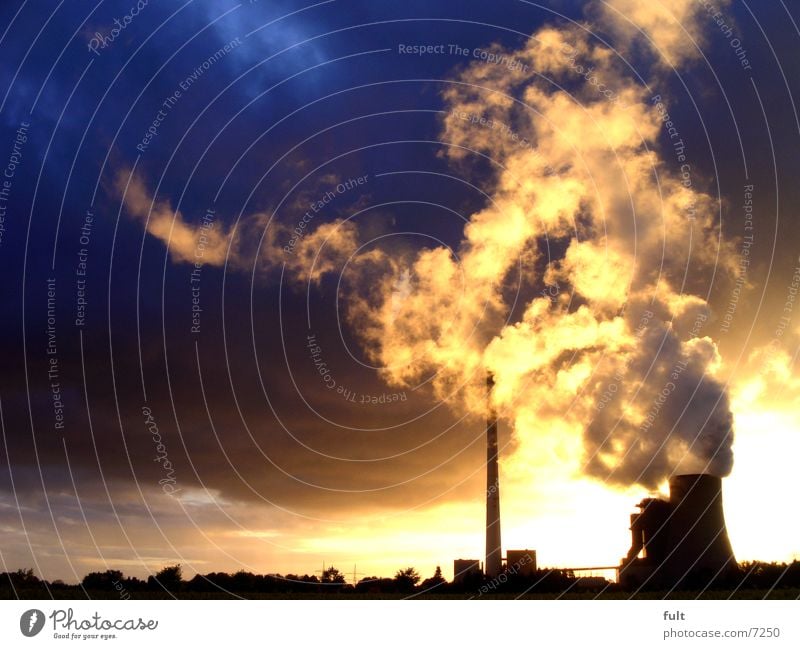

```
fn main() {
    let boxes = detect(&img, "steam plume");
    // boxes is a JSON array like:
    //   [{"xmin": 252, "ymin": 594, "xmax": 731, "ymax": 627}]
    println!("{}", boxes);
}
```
[{"xmin": 346, "ymin": 1, "xmax": 736, "ymax": 488}]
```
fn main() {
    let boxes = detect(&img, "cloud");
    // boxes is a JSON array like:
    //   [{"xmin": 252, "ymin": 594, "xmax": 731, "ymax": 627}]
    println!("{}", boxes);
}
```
[
  {"xmin": 593, "ymin": 0, "xmax": 732, "ymax": 67},
  {"xmin": 343, "ymin": 2, "xmax": 738, "ymax": 488},
  {"xmin": 735, "ymin": 342, "xmax": 800, "ymax": 411},
  {"xmin": 115, "ymin": 168, "xmax": 359, "ymax": 284},
  {"xmin": 115, "ymin": 169, "xmax": 232, "ymax": 266}
]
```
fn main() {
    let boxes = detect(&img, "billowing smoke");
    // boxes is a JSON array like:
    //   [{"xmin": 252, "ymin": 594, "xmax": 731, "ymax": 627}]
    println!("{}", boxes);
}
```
[{"xmin": 344, "ymin": 1, "xmax": 736, "ymax": 488}]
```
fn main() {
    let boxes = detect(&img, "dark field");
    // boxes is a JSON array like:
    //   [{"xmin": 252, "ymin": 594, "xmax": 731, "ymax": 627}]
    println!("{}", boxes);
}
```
[
  {"xmin": 3, "ymin": 587, "xmax": 799, "ymax": 600},
  {"xmin": 4, "ymin": 562, "xmax": 798, "ymax": 600}
]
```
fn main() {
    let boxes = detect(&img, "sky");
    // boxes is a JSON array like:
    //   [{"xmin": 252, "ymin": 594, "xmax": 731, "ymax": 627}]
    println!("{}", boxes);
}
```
[{"xmin": 0, "ymin": 0, "xmax": 799, "ymax": 584}]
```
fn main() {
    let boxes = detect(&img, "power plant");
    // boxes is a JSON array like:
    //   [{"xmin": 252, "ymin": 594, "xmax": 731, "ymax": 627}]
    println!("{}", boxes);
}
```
[{"xmin": 454, "ymin": 375, "xmax": 737, "ymax": 591}]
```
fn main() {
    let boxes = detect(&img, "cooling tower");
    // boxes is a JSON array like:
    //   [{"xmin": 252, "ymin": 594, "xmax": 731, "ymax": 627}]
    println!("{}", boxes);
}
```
[
  {"xmin": 619, "ymin": 473, "xmax": 737, "ymax": 590},
  {"xmin": 485, "ymin": 372, "xmax": 502, "ymax": 578},
  {"xmin": 662, "ymin": 474, "xmax": 736, "ymax": 586}
]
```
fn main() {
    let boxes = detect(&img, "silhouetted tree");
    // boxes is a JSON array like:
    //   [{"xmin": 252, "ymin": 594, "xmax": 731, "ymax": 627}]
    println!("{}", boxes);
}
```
[
  {"xmin": 1, "ymin": 568, "xmax": 41, "ymax": 589},
  {"xmin": 83, "ymin": 570, "xmax": 123, "ymax": 590},
  {"xmin": 148, "ymin": 564, "xmax": 183, "ymax": 591},
  {"xmin": 120, "ymin": 575, "xmax": 147, "ymax": 591},
  {"xmin": 419, "ymin": 566, "xmax": 446, "ymax": 591},
  {"xmin": 738, "ymin": 561, "xmax": 800, "ymax": 590},
  {"xmin": 231, "ymin": 570, "xmax": 259, "ymax": 592},
  {"xmin": 394, "ymin": 567, "xmax": 421, "ymax": 593},
  {"xmin": 299, "ymin": 574, "xmax": 320, "ymax": 583},
  {"xmin": 321, "ymin": 566, "xmax": 346, "ymax": 584},
  {"xmin": 355, "ymin": 576, "xmax": 382, "ymax": 593}
]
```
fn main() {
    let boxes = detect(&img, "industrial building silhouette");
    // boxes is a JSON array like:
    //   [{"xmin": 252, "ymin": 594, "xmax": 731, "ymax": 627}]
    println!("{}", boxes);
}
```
[
  {"xmin": 453, "ymin": 374, "xmax": 538, "ymax": 585},
  {"xmin": 454, "ymin": 376, "xmax": 737, "ymax": 590},
  {"xmin": 618, "ymin": 473, "xmax": 737, "ymax": 589}
]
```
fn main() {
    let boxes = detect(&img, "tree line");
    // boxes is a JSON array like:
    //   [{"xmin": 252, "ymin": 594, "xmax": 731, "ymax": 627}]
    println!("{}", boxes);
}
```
[{"xmin": 1, "ymin": 561, "xmax": 799, "ymax": 597}]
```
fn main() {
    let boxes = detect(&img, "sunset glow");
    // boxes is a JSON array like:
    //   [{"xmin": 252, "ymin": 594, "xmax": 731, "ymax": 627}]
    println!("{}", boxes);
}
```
[{"xmin": 1, "ymin": 0, "xmax": 798, "ymax": 601}]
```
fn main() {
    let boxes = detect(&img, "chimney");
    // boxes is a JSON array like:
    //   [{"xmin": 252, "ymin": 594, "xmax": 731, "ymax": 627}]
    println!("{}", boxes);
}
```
[{"xmin": 485, "ymin": 372, "xmax": 502, "ymax": 578}]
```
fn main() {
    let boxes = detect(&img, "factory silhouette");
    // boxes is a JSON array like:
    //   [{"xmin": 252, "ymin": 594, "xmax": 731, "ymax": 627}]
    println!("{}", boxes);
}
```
[{"xmin": 452, "ymin": 373, "xmax": 739, "ymax": 593}]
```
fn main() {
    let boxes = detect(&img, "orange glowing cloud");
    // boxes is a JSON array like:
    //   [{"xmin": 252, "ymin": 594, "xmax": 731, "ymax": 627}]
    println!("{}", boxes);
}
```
[{"xmin": 343, "ymin": 13, "xmax": 739, "ymax": 490}]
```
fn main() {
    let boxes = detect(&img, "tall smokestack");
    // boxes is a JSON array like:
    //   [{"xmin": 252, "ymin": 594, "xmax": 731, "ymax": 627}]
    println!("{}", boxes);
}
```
[{"xmin": 485, "ymin": 372, "xmax": 502, "ymax": 578}]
